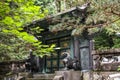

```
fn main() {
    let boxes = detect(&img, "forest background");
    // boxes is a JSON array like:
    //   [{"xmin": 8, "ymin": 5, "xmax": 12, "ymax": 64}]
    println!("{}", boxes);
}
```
[{"xmin": 0, "ymin": 0, "xmax": 120, "ymax": 61}]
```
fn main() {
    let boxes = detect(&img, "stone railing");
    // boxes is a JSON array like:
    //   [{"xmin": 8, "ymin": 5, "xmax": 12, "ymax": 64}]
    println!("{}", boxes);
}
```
[
  {"xmin": 0, "ymin": 60, "xmax": 26, "ymax": 76},
  {"xmin": 53, "ymin": 71, "xmax": 120, "ymax": 80},
  {"xmin": 92, "ymin": 48, "xmax": 120, "ymax": 71},
  {"xmin": 53, "ymin": 50, "xmax": 120, "ymax": 80}
]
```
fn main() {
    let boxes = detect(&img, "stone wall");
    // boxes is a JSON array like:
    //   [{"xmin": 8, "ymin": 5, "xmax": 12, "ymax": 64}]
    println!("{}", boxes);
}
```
[
  {"xmin": 53, "ymin": 49, "xmax": 120, "ymax": 80},
  {"xmin": 83, "ymin": 71, "xmax": 120, "ymax": 80},
  {"xmin": 0, "ymin": 60, "xmax": 26, "ymax": 79},
  {"xmin": 53, "ymin": 71, "xmax": 120, "ymax": 80},
  {"xmin": 92, "ymin": 48, "xmax": 120, "ymax": 71}
]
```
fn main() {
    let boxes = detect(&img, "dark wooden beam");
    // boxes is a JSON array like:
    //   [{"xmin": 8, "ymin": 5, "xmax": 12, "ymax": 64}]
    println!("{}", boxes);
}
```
[{"xmin": 74, "ymin": 36, "xmax": 80, "ymax": 61}]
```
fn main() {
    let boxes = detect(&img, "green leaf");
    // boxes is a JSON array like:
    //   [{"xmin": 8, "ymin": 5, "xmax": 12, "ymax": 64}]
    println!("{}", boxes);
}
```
[
  {"xmin": 2, "ymin": 29, "xmax": 9, "ymax": 33},
  {"xmin": 3, "ymin": 16, "xmax": 14, "ymax": 25}
]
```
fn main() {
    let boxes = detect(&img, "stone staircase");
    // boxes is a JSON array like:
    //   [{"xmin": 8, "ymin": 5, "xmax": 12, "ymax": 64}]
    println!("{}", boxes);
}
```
[
  {"xmin": 26, "ymin": 78, "xmax": 53, "ymax": 80},
  {"xmin": 7, "ymin": 72, "xmax": 55, "ymax": 80},
  {"xmin": 26, "ymin": 73, "xmax": 55, "ymax": 80}
]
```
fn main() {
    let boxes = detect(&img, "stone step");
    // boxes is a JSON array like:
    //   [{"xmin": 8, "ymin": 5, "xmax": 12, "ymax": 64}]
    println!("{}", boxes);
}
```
[
  {"xmin": 26, "ymin": 73, "xmax": 55, "ymax": 80},
  {"xmin": 19, "ymin": 72, "xmax": 30, "ymax": 76},
  {"xmin": 18, "ymin": 72, "xmax": 33, "ymax": 78},
  {"xmin": 26, "ymin": 78, "xmax": 53, "ymax": 80},
  {"xmin": 33, "ymin": 74, "xmax": 55, "ymax": 79}
]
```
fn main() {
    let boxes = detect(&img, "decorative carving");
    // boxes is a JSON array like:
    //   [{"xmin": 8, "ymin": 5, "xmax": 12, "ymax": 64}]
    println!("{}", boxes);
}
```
[
  {"xmin": 93, "ymin": 48, "xmax": 120, "ymax": 71},
  {"xmin": 61, "ymin": 52, "xmax": 80, "ymax": 70}
]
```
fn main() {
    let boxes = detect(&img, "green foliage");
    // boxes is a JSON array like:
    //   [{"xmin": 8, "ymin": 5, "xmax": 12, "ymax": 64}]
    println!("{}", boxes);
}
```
[
  {"xmin": 35, "ymin": 0, "xmax": 54, "ymax": 14},
  {"xmin": 117, "ymin": 66, "xmax": 120, "ymax": 71},
  {"xmin": 45, "ymin": 0, "xmax": 120, "ymax": 50},
  {"xmin": 0, "ymin": 0, "xmax": 54, "ymax": 61},
  {"xmin": 87, "ymin": 0, "xmax": 120, "ymax": 50},
  {"xmin": 94, "ymin": 29, "xmax": 113, "ymax": 50},
  {"xmin": 0, "ymin": 32, "xmax": 28, "ymax": 60},
  {"xmin": 112, "ymin": 37, "xmax": 120, "ymax": 48},
  {"xmin": 94, "ymin": 29, "xmax": 120, "ymax": 50}
]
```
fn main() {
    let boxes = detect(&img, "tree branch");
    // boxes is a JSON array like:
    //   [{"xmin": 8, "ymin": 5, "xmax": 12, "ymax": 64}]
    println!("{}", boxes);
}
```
[
  {"xmin": 84, "ymin": 18, "xmax": 120, "ymax": 29},
  {"xmin": 111, "ymin": 11, "xmax": 120, "ymax": 17}
]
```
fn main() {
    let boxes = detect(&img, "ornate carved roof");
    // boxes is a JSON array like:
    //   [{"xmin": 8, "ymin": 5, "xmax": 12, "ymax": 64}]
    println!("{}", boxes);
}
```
[{"xmin": 24, "ymin": 3, "xmax": 91, "ymax": 36}]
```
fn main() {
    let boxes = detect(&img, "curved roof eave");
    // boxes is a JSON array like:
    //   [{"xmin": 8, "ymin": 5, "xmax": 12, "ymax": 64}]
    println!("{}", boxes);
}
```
[
  {"xmin": 24, "ymin": 7, "xmax": 77, "ymax": 29},
  {"xmin": 23, "ymin": 2, "xmax": 90, "ymax": 28}
]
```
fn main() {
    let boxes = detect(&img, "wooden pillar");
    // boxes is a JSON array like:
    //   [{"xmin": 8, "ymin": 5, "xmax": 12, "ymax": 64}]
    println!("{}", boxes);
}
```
[
  {"xmin": 79, "ymin": 38, "xmax": 93, "ymax": 71},
  {"xmin": 73, "ymin": 36, "xmax": 93, "ymax": 71},
  {"xmin": 74, "ymin": 36, "xmax": 80, "ymax": 60},
  {"xmin": 89, "ymin": 39, "xmax": 94, "ymax": 70}
]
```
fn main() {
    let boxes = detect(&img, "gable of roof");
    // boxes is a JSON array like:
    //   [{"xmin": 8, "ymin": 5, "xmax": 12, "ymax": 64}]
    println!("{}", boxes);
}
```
[{"xmin": 23, "ymin": 3, "xmax": 90, "ymax": 32}]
